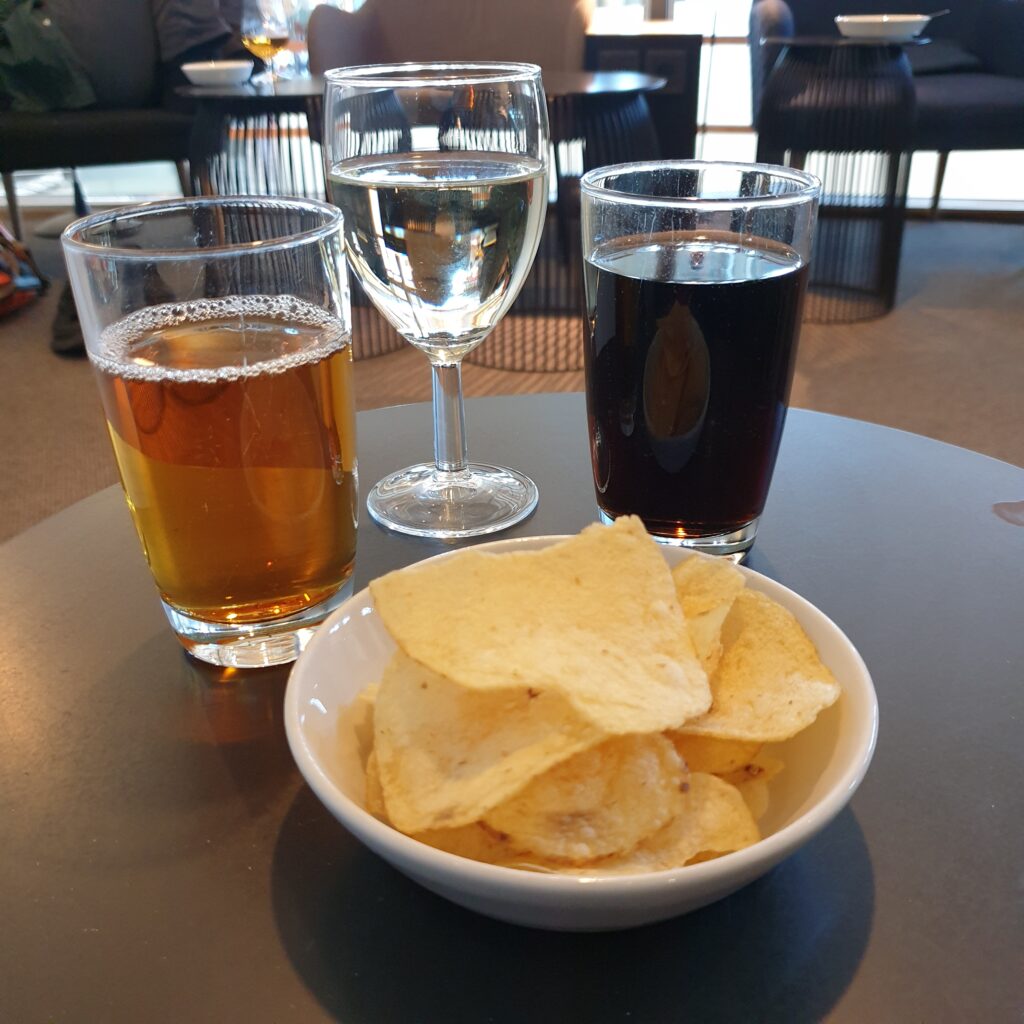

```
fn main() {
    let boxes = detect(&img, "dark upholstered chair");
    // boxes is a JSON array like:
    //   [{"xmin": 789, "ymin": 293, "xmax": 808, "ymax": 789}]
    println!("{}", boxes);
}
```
[
  {"xmin": 750, "ymin": 0, "xmax": 1024, "ymax": 210},
  {"xmin": 308, "ymin": 0, "xmax": 592, "ymax": 77},
  {"xmin": 0, "ymin": 0, "xmax": 193, "ymax": 239}
]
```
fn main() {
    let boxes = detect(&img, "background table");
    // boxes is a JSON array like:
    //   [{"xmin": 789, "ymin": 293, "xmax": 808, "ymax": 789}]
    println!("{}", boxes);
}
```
[
  {"xmin": 584, "ymin": 25, "xmax": 702, "ymax": 160},
  {"xmin": 2, "ymin": 398, "xmax": 1022, "ymax": 1021},
  {"xmin": 480, "ymin": 71, "xmax": 664, "ymax": 372},
  {"xmin": 756, "ymin": 38, "xmax": 921, "ymax": 322},
  {"xmin": 181, "ymin": 71, "xmax": 665, "ymax": 373},
  {"xmin": 179, "ymin": 71, "xmax": 667, "ymax": 201}
]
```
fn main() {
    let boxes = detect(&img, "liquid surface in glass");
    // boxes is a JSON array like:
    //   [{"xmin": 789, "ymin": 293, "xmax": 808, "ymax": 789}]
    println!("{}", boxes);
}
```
[
  {"xmin": 92, "ymin": 296, "xmax": 358, "ymax": 623},
  {"xmin": 330, "ymin": 152, "xmax": 547, "ymax": 361},
  {"xmin": 584, "ymin": 236, "xmax": 808, "ymax": 537},
  {"xmin": 241, "ymin": 35, "xmax": 289, "ymax": 60}
]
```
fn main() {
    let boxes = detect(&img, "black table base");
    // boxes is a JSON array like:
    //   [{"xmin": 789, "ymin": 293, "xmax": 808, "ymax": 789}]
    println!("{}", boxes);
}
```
[
  {"xmin": 757, "ymin": 43, "xmax": 916, "ymax": 322},
  {"xmin": 469, "ymin": 90, "xmax": 660, "ymax": 373}
]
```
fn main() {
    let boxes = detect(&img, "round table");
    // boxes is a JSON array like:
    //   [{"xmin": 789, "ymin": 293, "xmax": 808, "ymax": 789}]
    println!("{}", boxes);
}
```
[{"xmin": 2, "ymin": 397, "xmax": 1021, "ymax": 1021}]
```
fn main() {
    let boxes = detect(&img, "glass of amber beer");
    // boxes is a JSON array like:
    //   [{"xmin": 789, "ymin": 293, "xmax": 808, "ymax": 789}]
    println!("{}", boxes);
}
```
[{"xmin": 62, "ymin": 197, "xmax": 357, "ymax": 668}]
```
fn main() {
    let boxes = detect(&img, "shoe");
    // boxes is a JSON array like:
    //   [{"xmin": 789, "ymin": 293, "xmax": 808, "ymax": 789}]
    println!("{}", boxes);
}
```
[{"xmin": 51, "ymin": 281, "xmax": 85, "ymax": 357}]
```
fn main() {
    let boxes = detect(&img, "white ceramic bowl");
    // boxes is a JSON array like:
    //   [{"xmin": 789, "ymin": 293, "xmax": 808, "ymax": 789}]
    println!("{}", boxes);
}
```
[
  {"xmin": 181, "ymin": 60, "xmax": 254, "ymax": 87},
  {"xmin": 285, "ymin": 537, "xmax": 878, "ymax": 931},
  {"xmin": 835, "ymin": 13, "xmax": 931, "ymax": 41}
]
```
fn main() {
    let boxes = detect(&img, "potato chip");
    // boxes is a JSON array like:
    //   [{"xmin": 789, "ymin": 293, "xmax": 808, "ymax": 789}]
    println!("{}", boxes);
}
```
[
  {"xmin": 669, "ymin": 734, "xmax": 762, "ymax": 775},
  {"xmin": 540, "ymin": 773, "xmax": 759, "ymax": 875},
  {"xmin": 413, "ymin": 821, "xmax": 518, "ymax": 864},
  {"xmin": 370, "ymin": 517, "xmax": 710, "ymax": 735},
  {"xmin": 680, "ymin": 589, "xmax": 841, "ymax": 741},
  {"xmin": 638, "ymin": 772, "xmax": 759, "ymax": 867},
  {"xmin": 484, "ymin": 734, "xmax": 686, "ymax": 863},
  {"xmin": 717, "ymin": 752, "xmax": 785, "ymax": 788},
  {"xmin": 373, "ymin": 651, "xmax": 605, "ymax": 834},
  {"xmin": 351, "ymin": 520, "xmax": 845, "ymax": 878},
  {"xmin": 667, "ymin": 738, "xmax": 780, "ymax": 824},
  {"xmin": 672, "ymin": 556, "xmax": 746, "ymax": 673},
  {"xmin": 734, "ymin": 776, "xmax": 770, "ymax": 821},
  {"xmin": 349, "ymin": 681, "xmax": 379, "ymax": 768},
  {"xmin": 364, "ymin": 750, "xmax": 387, "ymax": 818}
]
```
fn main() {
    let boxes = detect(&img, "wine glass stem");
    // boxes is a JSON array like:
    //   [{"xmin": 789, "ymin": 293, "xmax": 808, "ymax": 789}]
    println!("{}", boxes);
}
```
[{"xmin": 431, "ymin": 360, "xmax": 468, "ymax": 473}]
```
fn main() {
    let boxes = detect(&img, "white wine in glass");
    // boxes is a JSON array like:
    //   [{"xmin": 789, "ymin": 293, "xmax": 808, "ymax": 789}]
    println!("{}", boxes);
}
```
[
  {"xmin": 325, "ymin": 63, "xmax": 549, "ymax": 539},
  {"xmin": 241, "ymin": 0, "xmax": 290, "ymax": 79}
]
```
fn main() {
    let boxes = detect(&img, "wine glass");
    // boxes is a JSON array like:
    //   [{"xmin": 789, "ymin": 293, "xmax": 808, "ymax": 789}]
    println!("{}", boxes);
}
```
[
  {"xmin": 324, "ymin": 62, "xmax": 549, "ymax": 539},
  {"xmin": 241, "ymin": 0, "xmax": 290, "ymax": 83}
]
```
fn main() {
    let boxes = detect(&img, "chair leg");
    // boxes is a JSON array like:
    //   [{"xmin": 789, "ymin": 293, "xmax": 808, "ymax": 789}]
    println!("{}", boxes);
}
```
[
  {"xmin": 2, "ymin": 172, "xmax": 23, "ymax": 240},
  {"xmin": 175, "ymin": 159, "xmax": 193, "ymax": 197},
  {"xmin": 879, "ymin": 151, "xmax": 909, "ymax": 312},
  {"xmin": 70, "ymin": 169, "xmax": 89, "ymax": 217},
  {"xmin": 931, "ymin": 152, "xmax": 948, "ymax": 219}
]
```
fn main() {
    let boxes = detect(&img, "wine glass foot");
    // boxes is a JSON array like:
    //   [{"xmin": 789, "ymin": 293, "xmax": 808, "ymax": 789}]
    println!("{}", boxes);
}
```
[{"xmin": 367, "ymin": 462, "xmax": 539, "ymax": 539}]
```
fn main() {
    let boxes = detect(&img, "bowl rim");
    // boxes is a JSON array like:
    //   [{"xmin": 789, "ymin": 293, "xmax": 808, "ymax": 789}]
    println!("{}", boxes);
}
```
[
  {"xmin": 285, "ymin": 536, "xmax": 879, "ymax": 895},
  {"xmin": 834, "ymin": 13, "xmax": 931, "ymax": 24},
  {"xmin": 181, "ymin": 59, "xmax": 255, "ymax": 70}
]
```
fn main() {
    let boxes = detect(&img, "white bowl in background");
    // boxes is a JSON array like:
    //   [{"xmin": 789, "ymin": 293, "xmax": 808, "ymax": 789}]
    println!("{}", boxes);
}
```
[
  {"xmin": 181, "ymin": 60, "xmax": 254, "ymax": 87},
  {"xmin": 285, "ymin": 537, "xmax": 878, "ymax": 932},
  {"xmin": 835, "ymin": 13, "xmax": 932, "ymax": 41}
]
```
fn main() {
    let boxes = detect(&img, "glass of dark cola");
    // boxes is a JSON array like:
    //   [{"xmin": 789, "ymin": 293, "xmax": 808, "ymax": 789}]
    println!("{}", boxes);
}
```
[{"xmin": 580, "ymin": 161, "xmax": 820, "ymax": 561}]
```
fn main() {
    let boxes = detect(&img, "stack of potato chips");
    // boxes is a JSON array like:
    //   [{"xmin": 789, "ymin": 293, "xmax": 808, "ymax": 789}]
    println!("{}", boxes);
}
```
[{"xmin": 355, "ymin": 517, "xmax": 840, "ymax": 874}]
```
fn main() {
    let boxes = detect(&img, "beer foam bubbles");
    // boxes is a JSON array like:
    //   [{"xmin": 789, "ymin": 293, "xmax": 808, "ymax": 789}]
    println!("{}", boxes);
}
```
[{"xmin": 92, "ymin": 295, "xmax": 351, "ymax": 383}]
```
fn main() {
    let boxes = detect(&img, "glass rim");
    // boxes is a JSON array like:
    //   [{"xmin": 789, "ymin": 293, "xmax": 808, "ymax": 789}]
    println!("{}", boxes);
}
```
[
  {"xmin": 324, "ymin": 60, "xmax": 542, "ymax": 88},
  {"xmin": 61, "ymin": 195, "xmax": 344, "ymax": 261},
  {"xmin": 580, "ymin": 160, "xmax": 822, "ymax": 210}
]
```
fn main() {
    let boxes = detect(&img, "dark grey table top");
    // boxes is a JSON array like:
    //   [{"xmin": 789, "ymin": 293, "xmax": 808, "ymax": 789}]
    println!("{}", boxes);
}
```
[
  {"xmin": 2, "ymin": 396, "xmax": 1022, "ymax": 1022},
  {"xmin": 177, "ymin": 70, "xmax": 666, "ymax": 102},
  {"xmin": 762, "ymin": 35, "xmax": 931, "ymax": 47}
]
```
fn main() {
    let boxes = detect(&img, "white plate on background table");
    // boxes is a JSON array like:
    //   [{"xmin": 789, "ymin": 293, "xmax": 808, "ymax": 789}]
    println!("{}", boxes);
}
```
[
  {"xmin": 285, "ymin": 536, "xmax": 878, "ymax": 931},
  {"xmin": 181, "ymin": 60, "xmax": 254, "ymax": 86},
  {"xmin": 835, "ymin": 13, "xmax": 933, "ymax": 41}
]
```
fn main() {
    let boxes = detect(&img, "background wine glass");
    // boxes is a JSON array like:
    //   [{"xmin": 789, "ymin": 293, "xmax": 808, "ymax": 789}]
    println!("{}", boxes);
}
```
[
  {"xmin": 241, "ymin": 0, "xmax": 291, "ymax": 82},
  {"xmin": 325, "ymin": 63, "xmax": 549, "ymax": 539}
]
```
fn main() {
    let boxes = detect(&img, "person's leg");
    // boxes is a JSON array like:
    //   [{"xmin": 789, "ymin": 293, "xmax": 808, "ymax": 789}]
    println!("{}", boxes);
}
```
[{"xmin": 51, "ymin": 282, "xmax": 84, "ymax": 357}]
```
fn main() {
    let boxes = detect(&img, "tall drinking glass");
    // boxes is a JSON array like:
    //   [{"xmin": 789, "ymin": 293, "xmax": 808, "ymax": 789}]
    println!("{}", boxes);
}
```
[
  {"xmin": 581, "ymin": 161, "xmax": 820, "ymax": 561},
  {"xmin": 324, "ymin": 62, "xmax": 548, "ymax": 538},
  {"xmin": 62, "ymin": 197, "xmax": 357, "ymax": 668}
]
